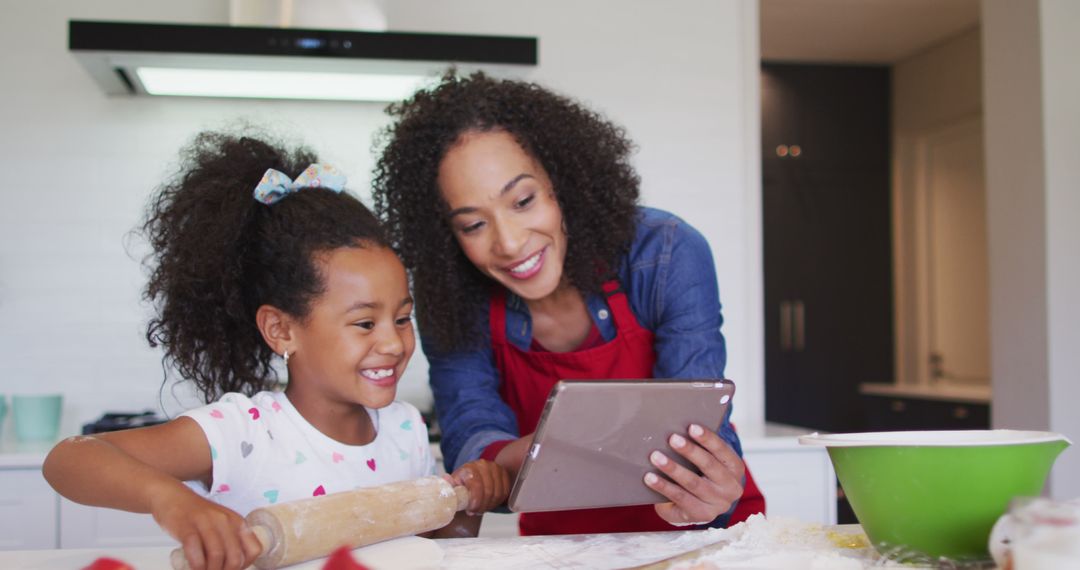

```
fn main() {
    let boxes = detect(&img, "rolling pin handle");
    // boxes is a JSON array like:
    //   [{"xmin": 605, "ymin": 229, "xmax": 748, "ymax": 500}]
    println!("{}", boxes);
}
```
[
  {"xmin": 168, "ymin": 547, "xmax": 187, "ymax": 570},
  {"xmin": 168, "ymin": 524, "xmax": 274, "ymax": 570},
  {"xmin": 453, "ymin": 485, "xmax": 470, "ymax": 511}
]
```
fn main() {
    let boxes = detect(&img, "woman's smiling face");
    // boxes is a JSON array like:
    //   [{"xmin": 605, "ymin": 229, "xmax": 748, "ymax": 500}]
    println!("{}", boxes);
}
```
[{"xmin": 437, "ymin": 129, "xmax": 568, "ymax": 301}]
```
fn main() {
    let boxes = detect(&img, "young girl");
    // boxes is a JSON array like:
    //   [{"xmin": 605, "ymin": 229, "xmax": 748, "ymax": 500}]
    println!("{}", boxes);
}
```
[{"xmin": 43, "ymin": 132, "xmax": 509, "ymax": 570}]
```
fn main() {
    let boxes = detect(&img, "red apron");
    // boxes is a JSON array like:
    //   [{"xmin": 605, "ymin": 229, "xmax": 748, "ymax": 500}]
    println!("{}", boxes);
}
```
[{"xmin": 490, "ymin": 281, "xmax": 765, "ymax": 535}]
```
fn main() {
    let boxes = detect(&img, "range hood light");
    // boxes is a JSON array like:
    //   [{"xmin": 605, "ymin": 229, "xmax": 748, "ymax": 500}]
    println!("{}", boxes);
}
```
[
  {"xmin": 135, "ymin": 67, "xmax": 427, "ymax": 102},
  {"xmin": 69, "ymin": 20, "xmax": 537, "ymax": 102}
]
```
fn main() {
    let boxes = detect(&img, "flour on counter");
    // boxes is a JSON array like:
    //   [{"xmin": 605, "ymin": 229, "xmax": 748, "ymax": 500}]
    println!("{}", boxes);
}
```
[
  {"xmin": 669, "ymin": 515, "xmax": 902, "ymax": 570},
  {"xmin": 439, "ymin": 516, "xmax": 892, "ymax": 570}
]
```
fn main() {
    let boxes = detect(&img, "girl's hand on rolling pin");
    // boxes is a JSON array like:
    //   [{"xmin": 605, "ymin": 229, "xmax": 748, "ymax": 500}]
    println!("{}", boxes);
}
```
[
  {"xmin": 451, "ymin": 459, "xmax": 511, "ymax": 515},
  {"xmin": 150, "ymin": 485, "xmax": 263, "ymax": 570},
  {"xmin": 644, "ymin": 423, "xmax": 746, "ymax": 526}
]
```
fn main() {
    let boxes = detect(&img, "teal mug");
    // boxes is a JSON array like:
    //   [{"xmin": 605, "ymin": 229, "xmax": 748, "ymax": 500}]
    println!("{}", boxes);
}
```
[
  {"xmin": 0, "ymin": 395, "xmax": 7, "ymax": 437},
  {"xmin": 12, "ymin": 394, "xmax": 63, "ymax": 442}
]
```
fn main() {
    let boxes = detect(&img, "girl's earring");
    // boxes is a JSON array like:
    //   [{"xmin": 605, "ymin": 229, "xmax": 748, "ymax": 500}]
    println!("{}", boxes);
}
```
[{"xmin": 283, "ymin": 350, "xmax": 290, "ymax": 366}]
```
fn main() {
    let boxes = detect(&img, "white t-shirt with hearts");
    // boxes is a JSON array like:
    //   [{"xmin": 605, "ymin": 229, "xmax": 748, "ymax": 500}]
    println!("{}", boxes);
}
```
[{"xmin": 181, "ymin": 391, "xmax": 436, "ymax": 516}]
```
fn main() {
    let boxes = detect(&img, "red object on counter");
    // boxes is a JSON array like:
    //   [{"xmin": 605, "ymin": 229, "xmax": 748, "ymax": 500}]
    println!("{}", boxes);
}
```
[
  {"xmin": 321, "ymin": 546, "xmax": 371, "ymax": 570},
  {"xmin": 81, "ymin": 557, "xmax": 135, "ymax": 570}
]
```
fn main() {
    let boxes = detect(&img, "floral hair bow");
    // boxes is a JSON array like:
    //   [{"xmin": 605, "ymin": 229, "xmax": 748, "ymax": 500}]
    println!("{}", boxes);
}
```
[{"xmin": 253, "ymin": 164, "xmax": 347, "ymax": 205}]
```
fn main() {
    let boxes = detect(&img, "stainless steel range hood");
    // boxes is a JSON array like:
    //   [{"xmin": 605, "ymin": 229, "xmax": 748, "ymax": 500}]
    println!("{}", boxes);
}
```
[{"xmin": 68, "ymin": 20, "xmax": 538, "ymax": 102}]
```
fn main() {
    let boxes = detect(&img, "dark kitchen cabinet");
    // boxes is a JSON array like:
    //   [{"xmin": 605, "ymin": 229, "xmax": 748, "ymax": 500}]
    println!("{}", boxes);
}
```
[
  {"xmin": 861, "ymin": 395, "xmax": 990, "ymax": 431},
  {"xmin": 762, "ymin": 64, "xmax": 894, "ymax": 433}
]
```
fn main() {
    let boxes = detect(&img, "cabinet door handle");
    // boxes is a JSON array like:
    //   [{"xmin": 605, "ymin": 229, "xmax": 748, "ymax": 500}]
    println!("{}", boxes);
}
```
[
  {"xmin": 780, "ymin": 300, "xmax": 792, "ymax": 351},
  {"xmin": 793, "ymin": 300, "xmax": 805, "ymax": 351}
]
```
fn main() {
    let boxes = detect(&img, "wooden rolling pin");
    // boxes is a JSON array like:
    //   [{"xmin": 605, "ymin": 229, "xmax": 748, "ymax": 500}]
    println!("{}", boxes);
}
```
[{"xmin": 170, "ymin": 476, "xmax": 468, "ymax": 570}]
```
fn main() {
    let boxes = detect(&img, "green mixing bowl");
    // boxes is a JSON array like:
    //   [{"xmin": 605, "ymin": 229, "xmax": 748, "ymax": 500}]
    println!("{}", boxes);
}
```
[{"xmin": 800, "ymin": 430, "xmax": 1070, "ymax": 562}]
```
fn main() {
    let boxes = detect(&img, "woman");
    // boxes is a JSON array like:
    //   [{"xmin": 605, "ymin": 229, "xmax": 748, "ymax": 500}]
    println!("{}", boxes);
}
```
[{"xmin": 372, "ymin": 71, "xmax": 764, "ymax": 535}]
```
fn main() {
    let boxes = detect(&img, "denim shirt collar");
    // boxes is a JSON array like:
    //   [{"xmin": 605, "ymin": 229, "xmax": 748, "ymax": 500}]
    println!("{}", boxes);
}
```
[{"xmin": 502, "ymin": 290, "xmax": 618, "ymax": 351}]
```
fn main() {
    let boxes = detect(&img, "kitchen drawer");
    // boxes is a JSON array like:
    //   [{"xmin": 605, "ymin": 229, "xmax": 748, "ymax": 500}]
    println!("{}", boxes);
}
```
[
  {"xmin": 0, "ymin": 468, "xmax": 58, "ymax": 550},
  {"xmin": 60, "ymin": 498, "xmax": 173, "ymax": 549},
  {"xmin": 0, "ymin": 466, "xmax": 172, "ymax": 551},
  {"xmin": 862, "ymin": 395, "xmax": 989, "ymax": 431}
]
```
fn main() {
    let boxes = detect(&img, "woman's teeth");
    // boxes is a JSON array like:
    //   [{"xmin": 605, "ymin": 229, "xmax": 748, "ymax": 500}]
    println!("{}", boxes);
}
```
[
  {"xmin": 361, "ymin": 368, "xmax": 394, "ymax": 380},
  {"xmin": 510, "ymin": 251, "xmax": 542, "ymax": 274}
]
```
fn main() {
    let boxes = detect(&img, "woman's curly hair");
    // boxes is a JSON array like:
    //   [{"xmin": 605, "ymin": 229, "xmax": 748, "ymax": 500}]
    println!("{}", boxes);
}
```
[
  {"xmin": 372, "ymin": 71, "xmax": 641, "ymax": 353},
  {"xmin": 142, "ymin": 130, "xmax": 387, "ymax": 403}
]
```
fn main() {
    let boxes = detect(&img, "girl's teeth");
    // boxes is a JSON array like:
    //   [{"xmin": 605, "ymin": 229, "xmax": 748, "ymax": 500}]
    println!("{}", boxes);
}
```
[
  {"xmin": 362, "ymin": 369, "xmax": 393, "ymax": 379},
  {"xmin": 511, "ymin": 252, "xmax": 541, "ymax": 274}
]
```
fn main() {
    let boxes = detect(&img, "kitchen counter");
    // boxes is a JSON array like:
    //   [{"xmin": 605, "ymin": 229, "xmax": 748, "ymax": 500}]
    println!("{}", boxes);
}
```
[
  {"xmin": 0, "ymin": 439, "xmax": 52, "ymax": 469},
  {"xmin": 860, "ymin": 381, "xmax": 992, "ymax": 404},
  {"xmin": 735, "ymin": 421, "xmax": 819, "ymax": 447},
  {"xmin": 0, "ymin": 522, "xmax": 942, "ymax": 570}
]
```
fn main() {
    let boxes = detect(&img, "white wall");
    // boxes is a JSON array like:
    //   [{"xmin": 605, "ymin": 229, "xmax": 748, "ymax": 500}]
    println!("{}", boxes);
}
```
[
  {"xmin": 0, "ymin": 1, "xmax": 763, "ymax": 438},
  {"xmin": 1039, "ymin": 0, "xmax": 1080, "ymax": 500},
  {"xmin": 982, "ymin": 0, "xmax": 1080, "ymax": 499}
]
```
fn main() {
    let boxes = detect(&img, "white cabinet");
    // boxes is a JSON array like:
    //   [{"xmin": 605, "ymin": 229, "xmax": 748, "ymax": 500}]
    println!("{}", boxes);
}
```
[
  {"xmin": 0, "ymin": 467, "xmax": 173, "ymax": 551},
  {"xmin": 0, "ymin": 440, "xmax": 172, "ymax": 552},
  {"xmin": 0, "ymin": 468, "xmax": 58, "ymax": 550},
  {"xmin": 742, "ymin": 442, "xmax": 837, "ymax": 524},
  {"xmin": 60, "ymin": 499, "xmax": 173, "ymax": 549}
]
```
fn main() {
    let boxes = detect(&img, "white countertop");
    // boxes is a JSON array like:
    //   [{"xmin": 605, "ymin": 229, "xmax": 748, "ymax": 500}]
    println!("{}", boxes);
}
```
[
  {"xmin": 0, "ymin": 439, "xmax": 54, "ymax": 469},
  {"xmin": 859, "ymin": 381, "xmax": 992, "ymax": 404},
  {"xmin": 734, "ymin": 422, "xmax": 822, "ymax": 451},
  {"xmin": 0, "ymin": 533, "xmax": 712, "ymax": 570},
  {"xmin": 0, "ymin": 524, "xmax": 907, "ymax": 570}
]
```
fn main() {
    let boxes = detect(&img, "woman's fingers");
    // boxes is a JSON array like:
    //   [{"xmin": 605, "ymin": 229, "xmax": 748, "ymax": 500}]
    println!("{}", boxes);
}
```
[
  {"xmin": 447, "ymin": 460, "xmax": 512, "ymax": 516},
  {"xmin": 499, "ymin": 461, "xmax": 511, "ymax": 501},
  {"xmin": 454, "ymin": 460, "xmax": 512, "ymax": 514},
  {"xmin": 688, "ymin": 423, "xmax": 745, "ymax": 481},
  {"xmin": 485, "ymin": 461, "xmax": 510, "ymax": 511},
  {"xmin": 465, "ymin": 467, "xmax": 488, "ymax": 514},
  {"xmin": 643, "ymin": 425, "xmax": 746, "ymax": 524},
  {"xmin": 452, "ymin": 467, "xmax": 477, "ymax": 514},
  {"xmin": 644, "ymin": 455, "xmax": 720, "ymax": 523},
  {"xmin": 666, "ymin": 426, "xmax": 744, "ymax": 496}
]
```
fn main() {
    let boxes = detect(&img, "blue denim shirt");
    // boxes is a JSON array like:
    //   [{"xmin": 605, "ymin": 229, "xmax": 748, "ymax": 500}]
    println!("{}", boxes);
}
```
[{"xmin": 423, "ymin": 207, "xmax": 742, "ymax": 521}]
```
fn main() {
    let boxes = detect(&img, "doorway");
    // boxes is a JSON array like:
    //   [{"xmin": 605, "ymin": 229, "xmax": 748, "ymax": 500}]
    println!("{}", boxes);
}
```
[{"xmin": 894, "ymin": 120, "xmax": 990, "ymax": 388}]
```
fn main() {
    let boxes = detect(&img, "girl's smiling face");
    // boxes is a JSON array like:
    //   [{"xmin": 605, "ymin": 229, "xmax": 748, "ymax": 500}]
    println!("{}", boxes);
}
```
[
  {"xmin": 438, "ymin": 129, "xmax": 568, "ymax": 301},
  {"xmin": 286, "ymin": 244, "xmax": 415, "ymax": 412}
]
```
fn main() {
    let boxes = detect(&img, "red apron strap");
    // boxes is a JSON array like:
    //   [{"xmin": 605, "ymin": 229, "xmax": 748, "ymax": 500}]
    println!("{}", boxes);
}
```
[
  {"xmin": 601, "ymin": 279, "xmax": 643, "ymax": 337},
  {"xmin": 489, "ymin": 287, "xmax": 509, "ymax": 344}
]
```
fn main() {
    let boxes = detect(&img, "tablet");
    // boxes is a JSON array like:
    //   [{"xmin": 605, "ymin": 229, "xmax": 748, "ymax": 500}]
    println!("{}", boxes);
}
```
[{"xmin": 507, "ymin": 379, "xmax": 735, "ymax": 513}]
